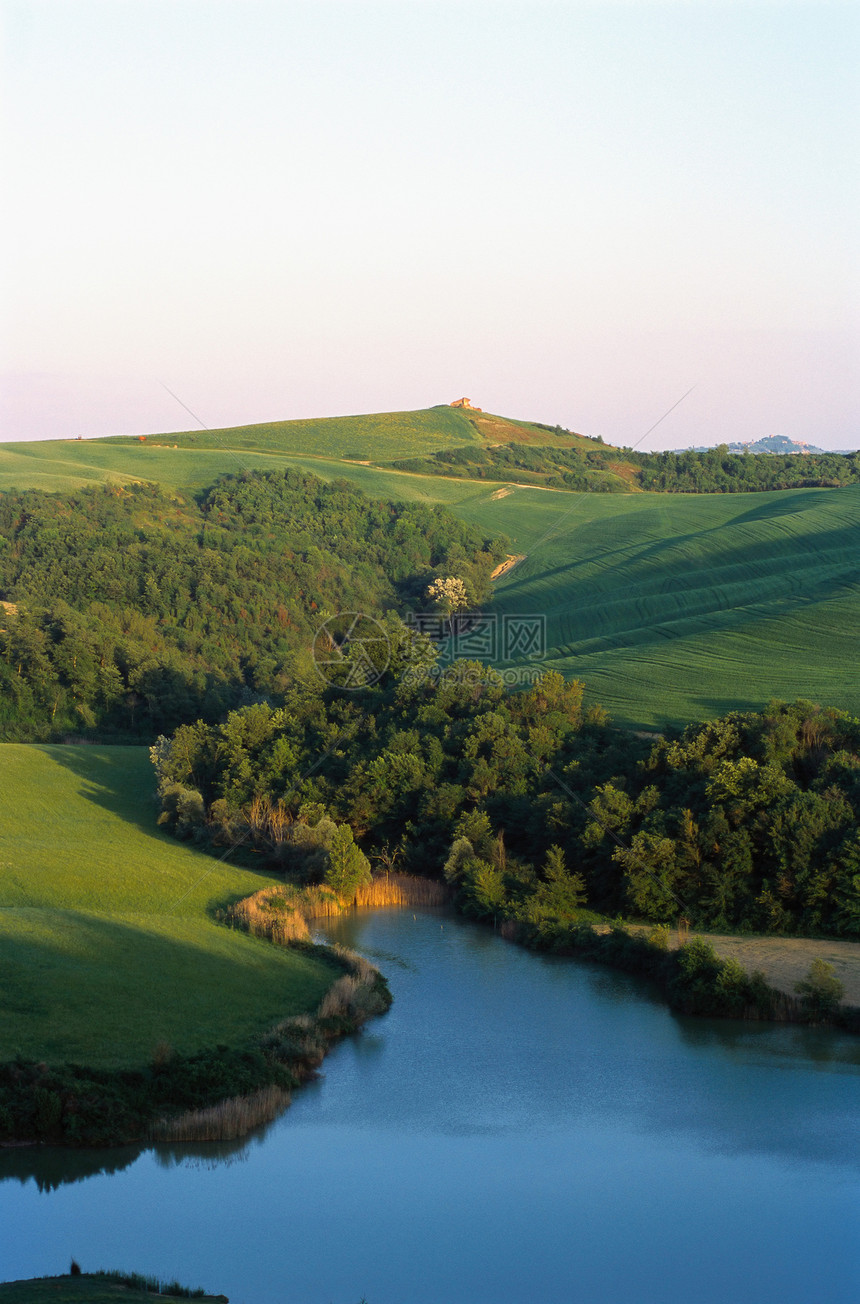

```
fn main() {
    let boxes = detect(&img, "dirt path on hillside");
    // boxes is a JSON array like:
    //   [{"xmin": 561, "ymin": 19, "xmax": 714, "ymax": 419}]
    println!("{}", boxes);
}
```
[{"xmin": 490, "ymin": 554, "xmax": 527, "ymax": 580}]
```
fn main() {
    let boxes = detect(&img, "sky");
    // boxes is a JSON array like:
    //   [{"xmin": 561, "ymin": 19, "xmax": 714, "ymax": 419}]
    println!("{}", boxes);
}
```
[{"xmin": 1, "ymin": 0, "xmax": 858, "ymax": 450}]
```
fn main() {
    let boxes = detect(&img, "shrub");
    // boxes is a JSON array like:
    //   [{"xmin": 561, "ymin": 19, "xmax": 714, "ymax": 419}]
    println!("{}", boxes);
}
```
[
  {"xmin": 669, "ymin": 938, "xmax": 746, "ymax": 1016},
  {"xmin": 794, "ymin": 959, "xmax": 845, "ymax": 1022}
]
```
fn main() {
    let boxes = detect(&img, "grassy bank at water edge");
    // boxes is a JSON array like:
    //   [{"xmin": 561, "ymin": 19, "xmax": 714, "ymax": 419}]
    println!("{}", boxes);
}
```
[{"xmin": 0, "ymin": 744, "xmax": 337, "ymax": 1068}]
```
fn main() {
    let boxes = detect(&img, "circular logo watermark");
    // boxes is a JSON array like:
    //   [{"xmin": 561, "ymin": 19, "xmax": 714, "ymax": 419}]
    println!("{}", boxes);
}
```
[{"xmin": 312, "ymin": 612, "xmax": 391, "ymax": 689}]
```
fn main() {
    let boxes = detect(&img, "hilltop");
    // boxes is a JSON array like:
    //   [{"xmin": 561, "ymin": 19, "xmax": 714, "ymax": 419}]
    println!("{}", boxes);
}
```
[
  {"xmin": 0, "ymin": 406, "xmax": 580, "ymax": 495},
  {"xmin": 1, "ymin": 404, "xmax": 856, "ymax": 497}
]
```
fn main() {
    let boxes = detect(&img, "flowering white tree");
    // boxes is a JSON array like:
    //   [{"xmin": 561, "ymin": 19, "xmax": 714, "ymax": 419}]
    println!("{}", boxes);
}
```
[{"xmin": 427, "ymin": 575, "xmax": 468, "ymax": 615}]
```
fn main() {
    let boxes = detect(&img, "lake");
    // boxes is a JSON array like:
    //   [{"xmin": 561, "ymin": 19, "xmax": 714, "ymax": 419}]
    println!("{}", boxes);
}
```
[{"xmin": 1, "ymin": 909, "xmax": 858, "ymax": 1303}]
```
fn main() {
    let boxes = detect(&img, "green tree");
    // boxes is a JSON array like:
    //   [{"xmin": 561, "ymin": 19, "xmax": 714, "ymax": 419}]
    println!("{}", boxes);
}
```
[
  {"xmin": 324, "ymin": 824, "xmax": 372, "ymax": 900},
  {"xmin": 537, "ymin": 844, "xmax": 587, "ymax": 916},
  {"xmin": 794, "ymin": 959, "xmax": 844, "ymax": 1021}
]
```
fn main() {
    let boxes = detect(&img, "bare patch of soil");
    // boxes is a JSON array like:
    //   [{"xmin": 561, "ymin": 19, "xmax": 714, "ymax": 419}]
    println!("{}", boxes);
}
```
[{"xmin": 490, "ymin": 553, "xmax": 526, "ymax": 580}]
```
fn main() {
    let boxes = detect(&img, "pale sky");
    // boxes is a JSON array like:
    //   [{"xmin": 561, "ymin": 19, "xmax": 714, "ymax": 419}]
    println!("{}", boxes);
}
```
[{"xmin": 1, "ymin": 0, "xmax": 858, "ymax": 449}]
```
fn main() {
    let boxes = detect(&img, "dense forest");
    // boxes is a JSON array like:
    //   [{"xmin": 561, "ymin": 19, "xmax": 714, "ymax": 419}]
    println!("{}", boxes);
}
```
[
  {"xmin": 389, "ymin": 440, "xmax": 860, "ymax": 493},
  {"xmin": 2, "ymin": 463, "xmax": 858, "ymax": 945},
  {"xmin": 0, "ymin": 471, "xmax": 506, "ymax": 738},
  {"xmin": 152, "ymin": 656, "xmax": 860, "ymax": 939}
]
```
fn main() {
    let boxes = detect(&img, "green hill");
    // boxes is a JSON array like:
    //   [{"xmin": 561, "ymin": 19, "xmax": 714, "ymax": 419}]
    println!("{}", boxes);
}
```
[
  {"xmin": 0, "ymin": 744, "xmax": 334, "ymax": 1067},
  {"xmin": 2, "ymin": 404, "xmax": 856, "ymax": 498},
  {"xmin": 2, "ymin": 404, "xmax": 858, "ymax": 732},
  {"xmin": 0, "ymin": 405, "xmax": 594, "ymax": 495},
  {"xmin": 452, "ymin": 481, "xmax": 860, "ymax": 728}
]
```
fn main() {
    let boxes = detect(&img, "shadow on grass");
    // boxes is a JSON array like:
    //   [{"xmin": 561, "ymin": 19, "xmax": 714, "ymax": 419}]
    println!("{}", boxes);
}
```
[
  {"xmin": 497, "ymin": 516, "xmax": 860, "ymax": 620},
  {"xmin": 32, "ymin": 745, "xmax": 276, "ymax": 904},
  {"xmin": 33, "ymin": 744, "xmax": 168, "ymax": 839},
  {"xmin": 0, "ymin": 910, "xmax": 336, "ymax": 1072}
]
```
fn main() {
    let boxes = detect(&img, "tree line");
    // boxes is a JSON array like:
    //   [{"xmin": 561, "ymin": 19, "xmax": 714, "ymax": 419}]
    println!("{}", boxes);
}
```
[
  {"xmin": 0, "ymin": 471, "xmax": 506, "ymax": 739},
  {"xmin": 151, "ymin": 654, "xmax": 860, "ymax": 939},
  {"xmin": 388, "ymin": 441, "xmax": 860, "ymax": 494}
]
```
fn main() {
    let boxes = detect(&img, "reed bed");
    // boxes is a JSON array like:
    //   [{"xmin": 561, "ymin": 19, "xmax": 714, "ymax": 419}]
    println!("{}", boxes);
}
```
[
  {"xmin": 330, "ymin": 944, "xmax": 378, "ymax": 986},
  {"xmin": 318, "ymin": 974, "xmax": 362, "ymax": 1020},
  {"xmin": 174, "ymin": 877, "xmax": 404, "ymax": 1143},
  {"xmin": 225, "ymin": 887, "xmax": 311, "ymax": 944},
  {"xmin": 150, "ymin": 1085, "xmax": 291, "ymax": 1143},
  {"xmin": 260, "ymin": 1012, "xmax": 327, "ymax": 1064},
  {"xmin": 354, "ymin": 873, "xmax": 448, "ymax": 909},
  {"xmin": 292, "ymin": 885, "xmax": 353, "ymax": 919},
  {"xmin": 225, "ymin": 873, "xmax": 447, "ymax": 940}
]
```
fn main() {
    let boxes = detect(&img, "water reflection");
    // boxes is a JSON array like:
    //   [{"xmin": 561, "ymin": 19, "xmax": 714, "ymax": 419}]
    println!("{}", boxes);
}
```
[
  {"xmin": 0, "ymin": 1143, "xmax": 140, "ymax": 1192},
  {"xmin": 0, "ymin": 1087, "xmax": 316, "ymax": 1189},
  {"xmin": 675, "ymin": 1011, "xmax": 860, "ymax": 1068},
  {"xmin": 153, "ymin": 1126, "xmax": 275, "ymax": 1171},
  {"xmin": 1, "ymin": 909, "xmax": 858, "ymax": 1304}
]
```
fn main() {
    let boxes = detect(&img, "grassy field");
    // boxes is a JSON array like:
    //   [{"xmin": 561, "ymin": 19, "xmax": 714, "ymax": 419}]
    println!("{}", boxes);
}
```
[
  {"xmin": 0, "ymin": 406, "xmax": 578, "ymax": 495},
  {"xmin": 137, "ymin": 404, "xmax": 482, "ymax": 457},
  {"xmin": 0, "ymin": 1273, "xmax": 223, "ymax": 1302},
  {"xmin": 451, "ymin": 481, "xmax": 860, "ymax": 729},
  {"xmin": 0, "ymin": 745, "xmax": 335, "ymax": 1068},
  {"xmin": 0, "ymin": 406, "xmax": 478, "ymax": 494}
]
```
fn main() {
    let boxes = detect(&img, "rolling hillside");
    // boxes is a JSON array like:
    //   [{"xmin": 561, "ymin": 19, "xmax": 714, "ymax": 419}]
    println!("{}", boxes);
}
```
[
  {"xmin": 0, "ymin": 745, "xmax": 334, "ymax": 1067},
  {"xmin": 453, "ymin": 482, "xmax": 860, "ymax": 728},
  {"xmin": 0, "ymin": 406, "xmax": 571, "ymax": 495},
  {"xmin": 1, "ymin": 405, "xmax": 858, "ymax": 730}
]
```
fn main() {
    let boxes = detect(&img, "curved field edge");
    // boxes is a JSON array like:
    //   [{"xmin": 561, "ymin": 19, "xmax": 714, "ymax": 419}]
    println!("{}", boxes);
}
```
[
  {"xmin": 0, "ymin": 745, "xmax": 342, "ymax": 1068},
  {"xmin": 0, "ymin": 946, "xmax": 391, "ymax": 1146},
  {"xmin": 0, "ymin": 743, "xmax": 394, "ymax": 1147},
  {"xmin": 0, "ymin": 745, "xmax": 385, "ymax": 1152}
]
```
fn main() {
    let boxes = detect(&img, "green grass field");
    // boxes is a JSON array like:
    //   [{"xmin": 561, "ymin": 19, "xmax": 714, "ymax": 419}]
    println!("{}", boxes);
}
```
[
  {"xmin": 0, "ymin": 405, "xmax": 577, "ymax": 495},
  {"xmin": 0, "ymin": 406, "xmax": 485, "ymax": 494},
  {"xmin": 0, "ymin": 745, "xmax": 335, "ymax": 1068},
  {"xmin": 451, "ymin": 481, "xmax": 860, "ymax": 728}
]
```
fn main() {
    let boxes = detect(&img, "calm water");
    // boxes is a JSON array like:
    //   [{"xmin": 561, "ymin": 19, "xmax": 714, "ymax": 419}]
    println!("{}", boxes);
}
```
[{"xmin": 1, "ymin": 910, "xmax": 858, "ymax": 1304}]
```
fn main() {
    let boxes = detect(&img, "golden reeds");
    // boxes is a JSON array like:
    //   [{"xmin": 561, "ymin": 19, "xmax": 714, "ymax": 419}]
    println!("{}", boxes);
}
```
[
  {"xmin": 354, "ymin": 873, "xmax": 448, "ymax": 909},
  {"xmin": 330, "ymin": 944, "xmax": 378, "ymax": 986},
  {"xmin": 318, "ymin": 974, "xmax": 362, "ymax": 1020},
  {"xmin": 225, "ymin": 873, "xmax": 447, "ymax": 941},
  {"xmin": 225, "ymin": 887, "xmax": 311, "ymax": 944},
  {"xmin": 152, "ymin": 881, "xmax": 410, "ymax": 1146},
  {"xmin": 150, "ymin": 1085, "xmax": 291, "ymax": 1143}
]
